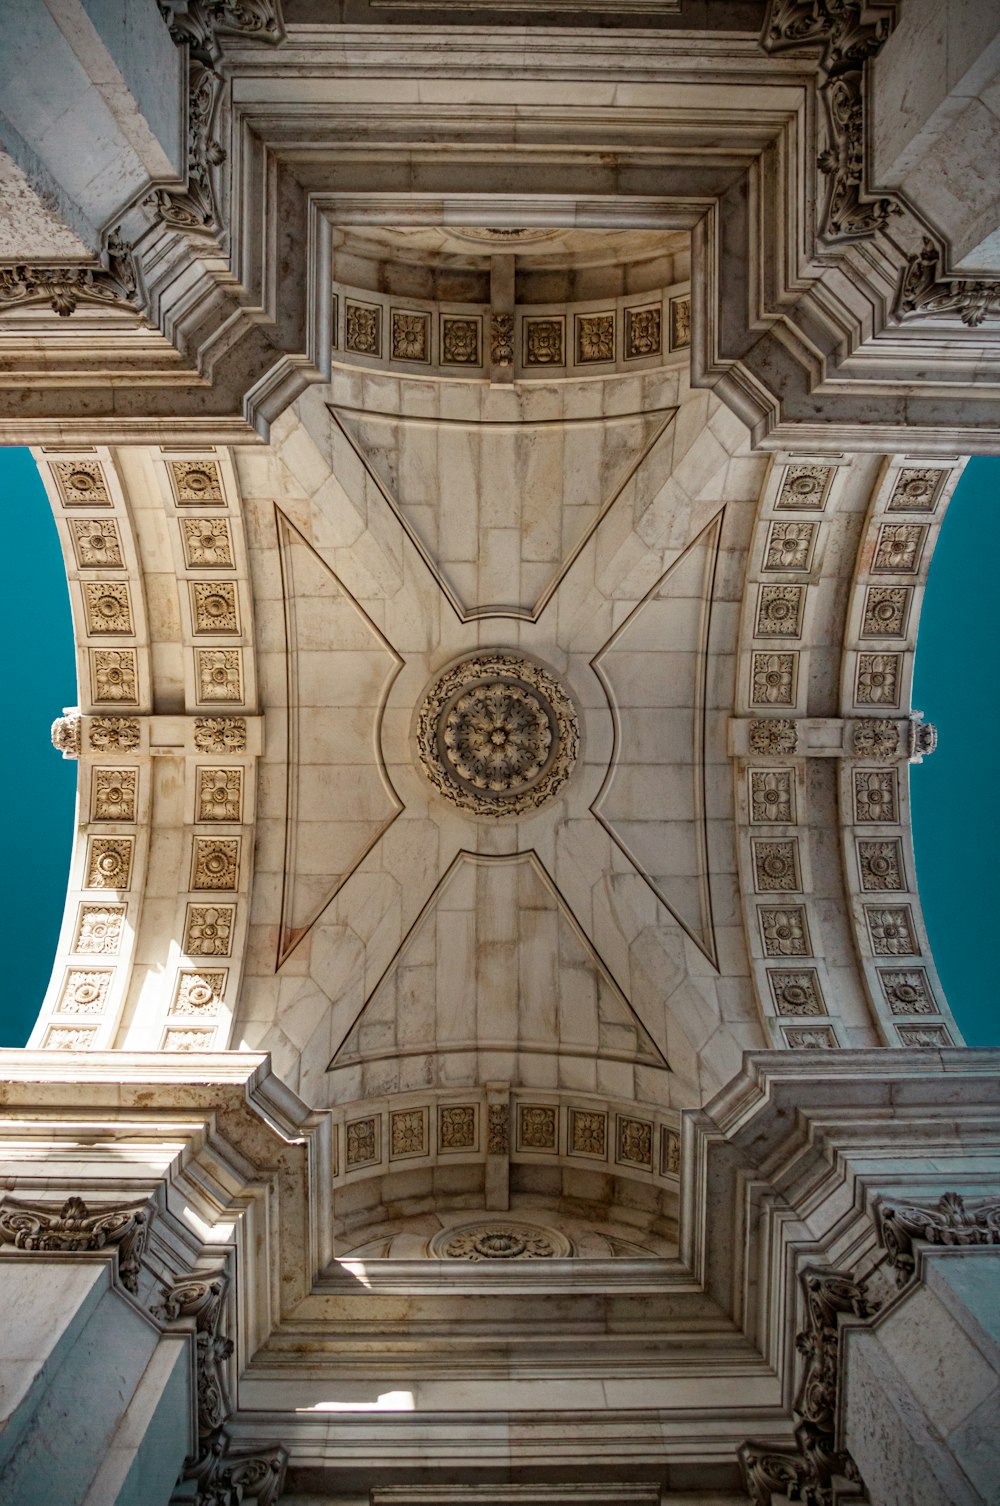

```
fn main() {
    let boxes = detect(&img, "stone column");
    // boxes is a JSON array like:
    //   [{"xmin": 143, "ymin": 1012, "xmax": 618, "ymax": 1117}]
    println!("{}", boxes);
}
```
[
  {"xmin": 870, "ymin": 0, "xmax": 1000, "ymax": 270},
  {"xmin": 841, "ymin": 1195, "xmax": 1000, "ymax": 1506},
  {"xmin": 0, "ymin": 1255, "xmax": 192, "ymax": 1506}
]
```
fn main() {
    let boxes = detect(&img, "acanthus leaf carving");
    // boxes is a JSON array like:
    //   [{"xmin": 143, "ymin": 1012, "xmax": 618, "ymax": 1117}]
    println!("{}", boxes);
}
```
[
  {"xmin": 490, "ymin": 312, "xmax": 515, "ymax": 367},
  {"xmin": 153, "ymin": 1273, "xmax": 233, "ymax": 1440},
  {"xmin": 144, "ymin": 62, "xmax": 226, "ymax": 234},
  {"xmin": 0, "ymin": 259, "xmax": 140, "ymax": 319},
  {"xmin": 176, "ymin": 1434, "xmax": 288, "ymax": 1506},
  {"xmin": 761, "ymin": 0, "xmax": 899, "ymax": 243},
  {"xmin": 739, "ymin": 1263, "xmax": 876, "ymax": 1505},
  {"xmin": 143, "ymin": 2, "xmax": 285, "ymax": 239},
  {"xmin": 0, "ymin": 1194, "xmax": 152, "ymax": 1294},
  {"xmin": 873, "ymin": 1192, "xmax": 1000, "ymax": 1286},
  {"xmin": 895, "ymin": 237, "xmax": 1000, "ymax": 328},
  {"xmin": 158, "ymin": 0, "xmax": 285, "ymax": 65},
  {"xmin": 155, "ymin": 1267, "xmax": 289, "ymax": 1505},
  {"xmin": 487, "ymin": 1103, "xmax": 510, "ymax": 1155}
]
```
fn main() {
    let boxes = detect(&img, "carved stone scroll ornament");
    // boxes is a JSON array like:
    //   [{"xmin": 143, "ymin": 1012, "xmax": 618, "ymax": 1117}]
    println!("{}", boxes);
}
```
[
  {"xmin": 146, "ymin": 2, "xmax": 286, "ymax": 236},
  {"xmin": 896, "ymin": 237, "xmax": 1000, "ymax": 328},
  {"xmin": 158, "ymin": 0, "xmax": 285, "ymax": 67},
  {"xmin": 145, "ymin": 62, "xmax": 226, "ymax": 233},
  {"xmin": 179, "ymin": 1435, "xmax": 288, "ymax": 1506},
  {"xmin": 739, "ymin": 1265, "xmax": 878, "ymax": 1505},
  {"xmin": 0, "ymin": 1195, "xmax": 152, "ymax": 1294},
  {"xmin": 153, "ymin": 1274, "xmax": 233, "ymax": 1438},
  {"xmin": 154, "ymin": 1272, "xmax": 289, "ymax": 1505},
  {"xmin": 0, "ymin": 255, "xmax": 138, "ymax": 319},
  {"xmin": 761, "ymin": 0, "xmax": 899, "ymax": 242},
  {"xmin": 874, "ymin": 1192, "xmax": 1000, "ymax": 1287}
]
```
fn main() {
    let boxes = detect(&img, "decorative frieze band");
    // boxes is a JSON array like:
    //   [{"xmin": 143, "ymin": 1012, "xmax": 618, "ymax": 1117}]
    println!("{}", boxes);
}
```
[
  {"xmin": 836, "ymin": 457, "xmax": 961, "ymax": 1048},
  {"xmin": 51, "ymin": 712, "xmax": 261, "ymax": 761},
  {"xmin": 331, "ymin": 278, "xmax": 691, "ymax": 380},
  {"xmin": 35, "ymin": 445, "xmax": 257, "ymax": 1055},
  {"xmin": 334, "ymin": 1087, "xmax": 681, "ymax": 1190}
]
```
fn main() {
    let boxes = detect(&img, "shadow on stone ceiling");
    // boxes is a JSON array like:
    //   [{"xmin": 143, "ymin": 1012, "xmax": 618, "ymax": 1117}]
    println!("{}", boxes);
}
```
[
  {"xmin": 276, "ymin": 506, "xmax": 404, "ymax": 966},
  {"xmin": 330, "ymin": 393, "xmax": 675, "ymax": 621},
  {"xmin": 327, "ymin": 849, "xmax": 669, "ymax": 1076},
  {"xmin": 591, "ymin": 510, "xmax": 722, "ymax": 966}
]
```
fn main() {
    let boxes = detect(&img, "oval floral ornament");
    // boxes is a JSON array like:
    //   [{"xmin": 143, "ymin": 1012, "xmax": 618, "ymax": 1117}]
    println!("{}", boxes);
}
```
[
  {"xmin": 429, "ymin": 1219, "xmax": 571, "ymax": 1260},
  {"xmin": 415, "ymin": 653, "xmax": 579, "ymax": 817}
]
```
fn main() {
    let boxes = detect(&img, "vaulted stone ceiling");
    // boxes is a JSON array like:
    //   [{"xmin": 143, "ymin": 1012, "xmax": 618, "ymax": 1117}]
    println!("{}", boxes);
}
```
[
  {"xmin": 32, "ymin": 218, "xmax": 963, "ymax": 1265},
  {"xmin": 233, "ymin": 225, "xmax": 758, "ymax": 1116}
]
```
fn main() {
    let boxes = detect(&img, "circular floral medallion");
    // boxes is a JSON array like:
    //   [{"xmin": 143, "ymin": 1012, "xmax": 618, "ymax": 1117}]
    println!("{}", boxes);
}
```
[
  {"xmin": 415, "ymin": 653, "xmax": 579, "ymax": 817},
  {"xmin": 429, "ymin": 1219, "xmax": 571, "ymax": 1261}
]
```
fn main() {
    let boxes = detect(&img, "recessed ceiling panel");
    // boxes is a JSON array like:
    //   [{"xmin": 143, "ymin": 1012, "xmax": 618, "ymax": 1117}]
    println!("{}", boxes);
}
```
[
  {"xmin": 590, "ymin": 512, "xmax": 722, "ymax": 966},
  {"xmin": 328, "ymin": 849, "xmax": 668, "ymax": 1073},
  {"xmin": 277, "ymin": 508, "xmax": 404, "ymax": 966},
  {"xmin": 331, "ymin": 397, "xmax": 674, "ymax": 621}
]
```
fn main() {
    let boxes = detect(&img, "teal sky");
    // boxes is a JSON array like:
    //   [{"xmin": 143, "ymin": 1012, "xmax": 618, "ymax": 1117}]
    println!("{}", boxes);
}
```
[
  {"xmin": 911, "ymin": 456, "xmax": 999, "ymax": 1047},
  {"xmin": 4, "ymin": 447, "xmax": 78, "ymax": 1046},
  {"xmin": 1, "ymin": 447, "xmax": 997, "ymax": 1049}
]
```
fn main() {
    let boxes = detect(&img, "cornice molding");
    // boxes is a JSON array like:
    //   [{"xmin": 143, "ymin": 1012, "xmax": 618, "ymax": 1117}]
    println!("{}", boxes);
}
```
[
  {"xmin": 0, "ymin": 1052, "xmax": 997, "ymax": 1488},
  {"xmin": 0, "ymin": 29, "xmax": 998, "ymax": 443}
]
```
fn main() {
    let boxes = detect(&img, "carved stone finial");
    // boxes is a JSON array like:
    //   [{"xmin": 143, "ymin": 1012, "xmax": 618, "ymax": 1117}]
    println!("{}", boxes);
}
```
[
  {"xmin": 739, "ymin": 1263, "xmax": 877, "ymax": 1504},
  {"xmin": 908, "ymin": 711, "xmax": 938, "ymax": 763},
  {"xmin": 51, "ymin": 708, "xmax": 82, "ymax": 759},
  {"xmin": 0, "ymin": 1194, "xmax": 152, "ymax": 1294},
  {"xmin": 873, "ymin": 1192, "xmax": 1000, "ymax": 1286},
  {"xmin": 896, "ymin": 237, "xmax": 1000, "ymax": 328}
]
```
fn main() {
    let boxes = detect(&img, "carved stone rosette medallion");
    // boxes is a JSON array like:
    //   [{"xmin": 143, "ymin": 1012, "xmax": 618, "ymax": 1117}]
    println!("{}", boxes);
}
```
[
  {"xmin": 429, "ymin": 1219, "xmax": 571, "ymax": 1260},
  {"xmin": 415, "ymin": 653, "xmax": 579, "ymax": 817}
]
